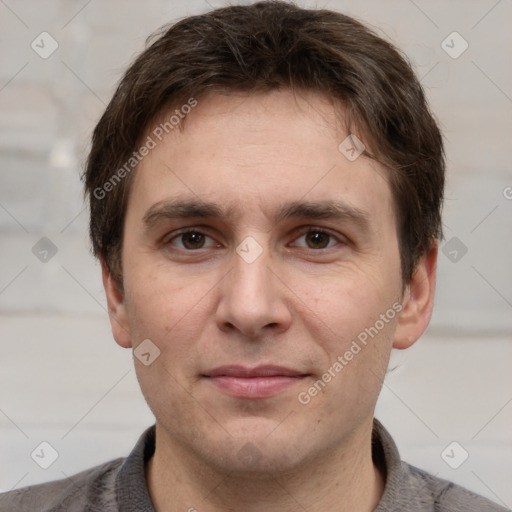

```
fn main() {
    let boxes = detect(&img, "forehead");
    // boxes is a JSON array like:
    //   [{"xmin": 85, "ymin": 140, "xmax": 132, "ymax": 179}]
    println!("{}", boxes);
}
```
[{"xmin": 130, "ymin": 89, "xmax": 394, "ymax": 226}]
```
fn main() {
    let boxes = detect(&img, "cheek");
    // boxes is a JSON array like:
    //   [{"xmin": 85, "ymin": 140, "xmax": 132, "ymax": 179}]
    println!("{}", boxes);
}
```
[
  {"xmin": 292, "ymin": 263, "xmax": 401, "ymax": 415},
  {"xmin": 124, "ymin": 272, "xmax": 211, "ymax": 416},
  {"xmin": 299, "ymin": 295, "xmax": 398, "ymax": 429},
  {"xmin": 126, "ymin": 258, "xmax": 201, "ymax": 321},
  {"xmin": 123, "ymin": 267, "xmax": 213, "ymax": 358},
  {"xmin": 295, "ymin": 265, "xmax": 399, "ymax": 354}
]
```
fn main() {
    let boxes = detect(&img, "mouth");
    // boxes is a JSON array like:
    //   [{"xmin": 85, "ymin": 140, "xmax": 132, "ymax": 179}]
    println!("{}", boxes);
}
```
[{"xmin": 203, "ymin": 365, "xmax": 309, "ymax": 399}]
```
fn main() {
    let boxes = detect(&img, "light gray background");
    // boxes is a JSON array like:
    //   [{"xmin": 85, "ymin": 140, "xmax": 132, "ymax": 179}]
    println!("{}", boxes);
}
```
[{"xmin": 1, "ymin": 0, "xmax": 511, "ymax": 507}]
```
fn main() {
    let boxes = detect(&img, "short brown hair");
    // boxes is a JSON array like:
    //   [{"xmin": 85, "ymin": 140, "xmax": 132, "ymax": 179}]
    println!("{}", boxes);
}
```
[{"xmin": 84, "ymin": 0, "xmax": 444, "ymax": 285}]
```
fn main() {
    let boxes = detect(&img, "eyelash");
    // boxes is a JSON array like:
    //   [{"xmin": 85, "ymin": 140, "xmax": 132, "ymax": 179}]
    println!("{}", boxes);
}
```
[
  {"xmin": 165, "ymin": 228, "xmax": 219, "ymax": 250},
  {"xmin": 164, "ymin": 227, "xmax": 345, "ymax": 251},
  {"xmin": 290, "ymin": 227, "xmax": 342, "ymax": 249}
]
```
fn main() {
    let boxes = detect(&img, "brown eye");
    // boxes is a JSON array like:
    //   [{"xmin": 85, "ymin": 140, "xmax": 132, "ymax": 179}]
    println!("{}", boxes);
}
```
[
  {"xmin": 180, "ymin": 232, "xmax": 206, "ymax": 249},
  {"xmin": 305, "ymin": 231, "xmax": 331, "ymax": 249},
  {"xmin": 290, "ymin": 229, "xmax": 341, "ymax": 250},
  {"xmin": 165, "ymin": 228, "xmax": 220, "ymax": 252}
]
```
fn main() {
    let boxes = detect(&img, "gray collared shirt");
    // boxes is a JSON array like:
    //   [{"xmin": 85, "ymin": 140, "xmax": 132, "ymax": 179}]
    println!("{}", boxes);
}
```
[{"xmin": 0, "ymin": 420, "xmax": 508, "ymax": 511}]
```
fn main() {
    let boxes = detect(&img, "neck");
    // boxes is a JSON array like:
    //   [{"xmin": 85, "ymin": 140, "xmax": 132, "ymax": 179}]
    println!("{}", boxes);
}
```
[{"xmin": 147, "ymin": 421, "xmax": 385, "ymax": 512}]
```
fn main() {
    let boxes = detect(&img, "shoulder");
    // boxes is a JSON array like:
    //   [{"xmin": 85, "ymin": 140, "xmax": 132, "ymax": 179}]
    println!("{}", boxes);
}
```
[
  {"xmin": 373, "ymin": 420, "xmax": 509, "ymax": 512},
  {"xmin": 404, "ymin": 462, "xmax": 510, "ymax": 512},
  {"xmin": 0, "ymin": 457, "xmax": 124, "ymax": 512}
]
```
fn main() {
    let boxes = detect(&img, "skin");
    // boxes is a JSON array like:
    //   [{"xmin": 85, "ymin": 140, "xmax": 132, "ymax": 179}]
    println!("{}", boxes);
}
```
[{"xmin": 103, "ymin": 89, "xmax": 437, "ymax": 512}]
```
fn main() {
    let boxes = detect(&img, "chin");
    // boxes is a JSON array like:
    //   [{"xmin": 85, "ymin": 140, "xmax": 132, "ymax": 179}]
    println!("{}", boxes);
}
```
[
  {"xmin": 210, "ymin": 443, "xmax": 303, "ymax": 477},
  {"xmin": 197, "ymin": 419, "xmax": 311, "ymax": 476}
]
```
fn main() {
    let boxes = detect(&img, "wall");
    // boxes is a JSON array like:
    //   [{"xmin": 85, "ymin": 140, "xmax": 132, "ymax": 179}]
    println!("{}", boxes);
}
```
[{"xmin": 0, "ymin": 0, "xmax": 511, "ymax": 506}]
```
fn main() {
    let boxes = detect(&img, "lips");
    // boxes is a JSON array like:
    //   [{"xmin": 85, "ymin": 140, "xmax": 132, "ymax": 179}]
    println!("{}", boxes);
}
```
[{"xmin": 203, "ymin": 365, "xmax": 308, "ymax": 399}]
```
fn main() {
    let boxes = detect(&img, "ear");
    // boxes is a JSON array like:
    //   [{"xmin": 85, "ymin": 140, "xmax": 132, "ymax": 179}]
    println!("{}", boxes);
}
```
[
  {"xmin": 101, "ymin": 260, "xmax": 132, "ymax": 349},
  {"xmin": 393, "ymin": 241, "xmax": 438, "ymax": 350}
]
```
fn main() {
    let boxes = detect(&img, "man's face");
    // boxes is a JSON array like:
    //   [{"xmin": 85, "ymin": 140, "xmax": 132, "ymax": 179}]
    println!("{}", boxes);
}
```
[{"xmin": 109, "ymin": 90, "xmax": 411, "ymax": 473}]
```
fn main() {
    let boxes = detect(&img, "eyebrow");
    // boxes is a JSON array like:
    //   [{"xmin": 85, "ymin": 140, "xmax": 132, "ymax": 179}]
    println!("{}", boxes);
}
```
[
  {"xmin": 276, "ymin": 200, "xmax": 370, "ymax": 230},
  {"xmin": 143, "ymin": 198, "xmax": 371, "ymax": 231}
]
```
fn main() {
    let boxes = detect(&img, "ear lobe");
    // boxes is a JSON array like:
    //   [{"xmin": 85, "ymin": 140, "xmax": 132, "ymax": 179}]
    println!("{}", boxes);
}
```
[
  {"xmin": 101, "ymin": 261, "xmax": 132, "ymax": 349},
  {"xmin": 393, "ymin": 242, "xmax": 438, "ymax": 350}
]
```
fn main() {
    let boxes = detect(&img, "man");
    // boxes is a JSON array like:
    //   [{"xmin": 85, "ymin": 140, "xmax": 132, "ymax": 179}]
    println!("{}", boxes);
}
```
[{"xmin": 1, "ymin": 1, "xmax": 508, "ymax": 511}]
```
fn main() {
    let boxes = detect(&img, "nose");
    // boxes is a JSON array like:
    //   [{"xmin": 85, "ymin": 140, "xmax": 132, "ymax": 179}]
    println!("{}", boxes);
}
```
[{"xmin": 215, "ymin": 246, "xmax": 292, "ymax": 339}]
